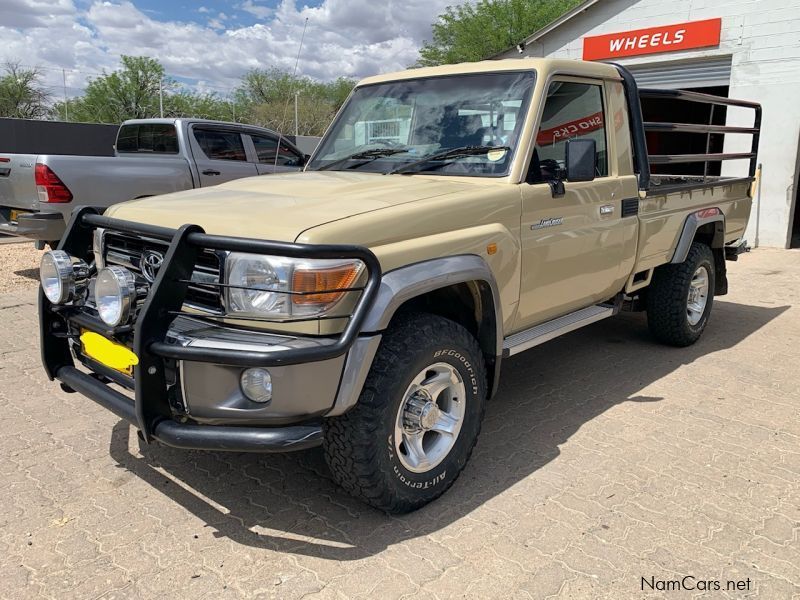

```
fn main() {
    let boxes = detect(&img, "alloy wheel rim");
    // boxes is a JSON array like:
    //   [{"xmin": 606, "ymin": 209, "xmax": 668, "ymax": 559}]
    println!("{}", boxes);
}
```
[
  {"xmin": 687, "ymin": 265, "xmax": 710, "ymax": 326},
  {"xmin": 394, "ymin": 362, "xmax": 466, "ymax": 474}
]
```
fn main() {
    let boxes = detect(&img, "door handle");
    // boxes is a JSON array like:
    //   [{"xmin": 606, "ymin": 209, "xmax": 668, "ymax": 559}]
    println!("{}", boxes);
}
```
[
  {"xmin": 599, "ymin": 204, "xmax": 615, "ymax": 215},
  {"xmin": 202, "ymin": 169, "xmax": 221, "ymax": 176}
]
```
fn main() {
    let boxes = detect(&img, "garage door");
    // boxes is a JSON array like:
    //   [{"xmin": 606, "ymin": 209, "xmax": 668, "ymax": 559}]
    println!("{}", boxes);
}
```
[{"xmin": 626, "ymin": 56, "xmax": 732, "ymax": 89}]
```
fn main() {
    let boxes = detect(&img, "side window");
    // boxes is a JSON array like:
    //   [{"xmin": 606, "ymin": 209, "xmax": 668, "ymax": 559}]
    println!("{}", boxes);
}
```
[
  {"xmin": 194, "ymin": 129, "xmax": 247, "ymax": 161},
  {"xmin": 250, "ymin": 134, "xmax": 302, "ymax": 166},
  {"xmin": 530, "ymin": 81, "xmax": 608, "ymax": 182},
  {"xmin": 117, "ymin": 124, "xmax": 178, "ymax": 154}
]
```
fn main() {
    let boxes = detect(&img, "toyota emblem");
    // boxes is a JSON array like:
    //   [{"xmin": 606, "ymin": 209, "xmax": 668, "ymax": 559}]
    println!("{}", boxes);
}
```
[{"xmin": 140, "ymin": 250, "xmax": 164, "ymax": 283}]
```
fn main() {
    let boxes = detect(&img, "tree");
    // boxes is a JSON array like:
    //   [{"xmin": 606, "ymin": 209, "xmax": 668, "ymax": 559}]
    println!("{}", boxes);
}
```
[
  {"xmin": 58, "ymin": 56, "xmax": 170, "ymax": 123},
  {"xmin": 0, "ymin": 62, "xmax": 51, "ymax": 119},
  {"xmin": 163, "ymin": 90, "xmax": 237, "ymax": 122},
  {"xmin": 416, "ymin": 0, "xmax": 582, "ymax": 66},
  {"xmin": 234, "ymin": 68, "xmax": 355, "ymax": 136},
  {"xmin": 53, "ymin": 56, "xmax": 239, "ymax": 124}
]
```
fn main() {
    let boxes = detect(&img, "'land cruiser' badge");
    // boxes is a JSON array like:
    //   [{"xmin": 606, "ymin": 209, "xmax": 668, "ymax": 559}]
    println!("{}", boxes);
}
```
[{"xmin": 531, "ymin": 217, "xmax": 564, "ymax": 230}]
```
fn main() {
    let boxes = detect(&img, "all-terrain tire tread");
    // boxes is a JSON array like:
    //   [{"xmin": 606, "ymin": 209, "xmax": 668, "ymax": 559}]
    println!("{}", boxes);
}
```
[
  {"xmin": 646, "ymin": 241, "xmax": 715, "ymax": 347},
  {"xmin": 323, "ymin": 313, "xmax": 486, "ymax": 513}
]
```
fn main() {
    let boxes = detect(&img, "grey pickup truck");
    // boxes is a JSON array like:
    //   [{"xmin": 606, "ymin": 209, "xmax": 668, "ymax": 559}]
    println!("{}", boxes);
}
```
[{"xmin": 0, "ymin": 119, "xmax": 308, "ymax": 247}]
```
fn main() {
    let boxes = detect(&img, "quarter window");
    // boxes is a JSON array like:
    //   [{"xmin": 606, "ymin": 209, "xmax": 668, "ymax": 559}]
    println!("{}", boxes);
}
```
[
  {"xmin": 194, "ymin": 129, "xmax": 247, "ymax": 161},
  {"xmin": 531, "ymin": 81, "xmax": 608, "ymax": 182}
]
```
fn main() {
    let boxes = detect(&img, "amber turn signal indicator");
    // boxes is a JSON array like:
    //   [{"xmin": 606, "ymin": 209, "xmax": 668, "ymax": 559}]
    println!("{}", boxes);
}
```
[{"xmin": 292, "ymin": 263, "xmax": 362, "ymax": 305}]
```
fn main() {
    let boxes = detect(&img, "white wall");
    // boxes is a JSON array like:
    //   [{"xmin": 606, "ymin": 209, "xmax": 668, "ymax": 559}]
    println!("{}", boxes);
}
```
[{"xmin": 497, "ymin": 0, "xmax": 800, "ymax": 247}]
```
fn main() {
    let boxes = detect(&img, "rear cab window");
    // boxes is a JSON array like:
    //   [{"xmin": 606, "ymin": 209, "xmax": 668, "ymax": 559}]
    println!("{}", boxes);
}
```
[
  {"xmin": 194, "ymin": 129, "xmax": 247, "ymax": 161},
  {"xmin": 117, "ymin": 124, "xmax": 179, "ymax": 154}
]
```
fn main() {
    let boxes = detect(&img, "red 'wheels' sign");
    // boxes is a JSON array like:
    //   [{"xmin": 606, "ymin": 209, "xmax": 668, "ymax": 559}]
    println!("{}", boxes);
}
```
[{"xmin": 582, "ymin": 18, "xmax": 722, "ymax": 61}]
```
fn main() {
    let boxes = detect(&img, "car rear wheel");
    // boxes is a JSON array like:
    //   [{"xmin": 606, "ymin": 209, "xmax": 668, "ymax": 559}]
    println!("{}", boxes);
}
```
[
  {"xmin": 646, "ymin": 241, "xmax": 715, "ymax": 347},
  {"xmin": 323, "ymin": 313, "xmax": 487, "ymax": 513}
]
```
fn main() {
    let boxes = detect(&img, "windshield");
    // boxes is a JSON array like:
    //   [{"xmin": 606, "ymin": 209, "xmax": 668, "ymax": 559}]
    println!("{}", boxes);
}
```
[{"xmin": 308, "ymin": 71, "xmax": 536, "ymax": 177}]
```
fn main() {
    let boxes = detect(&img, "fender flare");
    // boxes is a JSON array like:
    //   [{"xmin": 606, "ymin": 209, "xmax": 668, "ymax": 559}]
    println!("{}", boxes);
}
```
[
  {"xmin": 671, "ymin": 210, "xmax": 725, "ymax": 264},
  {"xmin": 362, "ymin": 254, "xmax": 503, "ymax": 353},
  {"xmin": 327, "ymin": 255, "xmax": 504, "ymax": 416}
]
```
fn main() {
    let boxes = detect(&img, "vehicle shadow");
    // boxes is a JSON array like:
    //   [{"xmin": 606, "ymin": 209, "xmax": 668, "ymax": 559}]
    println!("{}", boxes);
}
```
[
  {"xmin": 13, "ymin": 268, "xmax": 38, "ymax": 281},
  {"xmin": 107, "ymin": 299, "xmax": 787, "ymax": 560}
]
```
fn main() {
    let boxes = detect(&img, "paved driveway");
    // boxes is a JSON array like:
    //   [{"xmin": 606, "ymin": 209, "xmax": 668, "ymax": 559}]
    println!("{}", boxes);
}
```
[{"xmin": 1, "ymin": 249, "xmax": 798, "ymax": 599}]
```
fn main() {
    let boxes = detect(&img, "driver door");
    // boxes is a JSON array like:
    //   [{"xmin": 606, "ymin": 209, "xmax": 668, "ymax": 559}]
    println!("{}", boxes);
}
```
[{"xmin": 515, "ymin": 78, "xmax": 626, "ymax": 329}]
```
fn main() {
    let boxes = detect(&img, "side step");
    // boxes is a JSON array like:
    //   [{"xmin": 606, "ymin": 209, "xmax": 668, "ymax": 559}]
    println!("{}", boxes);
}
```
[{"xmin": 503, "ymin": 304, "xmax": 615, "ymax": 357}]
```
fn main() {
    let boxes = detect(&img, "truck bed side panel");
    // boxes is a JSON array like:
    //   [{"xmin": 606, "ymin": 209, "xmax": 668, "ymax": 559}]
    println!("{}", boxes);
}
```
[
  {"xmin": 42, "ymin": 154, "xmax": 195, "ymax": 204},
  {"xmin": 635, "ymin": 180, "xmax": 752, "ymax": 271},
  {"xmin": 36, "ymin": 154, "xmax": 195, "ymax": 223}
]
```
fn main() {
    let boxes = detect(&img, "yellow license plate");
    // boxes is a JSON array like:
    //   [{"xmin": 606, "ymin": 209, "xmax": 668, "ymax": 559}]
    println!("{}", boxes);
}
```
[
  {"xmin": 80, "ymin": 330, "xmax": 139, "ymax": 376},
  {"xmin": 9, "ymin": 209, "xmax": 30, "ymax": 222}
]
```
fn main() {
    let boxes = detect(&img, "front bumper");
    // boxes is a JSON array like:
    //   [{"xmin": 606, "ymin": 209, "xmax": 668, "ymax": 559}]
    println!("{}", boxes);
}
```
[
  {"xmin": 40, "ymin": 207, "xmax": 382, "ymax": 452},
  {"xmin": 56, "ymin": 365, "xmax": 323, "ymax": 452},
  {"xmin": 0, "ymin": 209, "xmax": 65, "ymax": 241}
]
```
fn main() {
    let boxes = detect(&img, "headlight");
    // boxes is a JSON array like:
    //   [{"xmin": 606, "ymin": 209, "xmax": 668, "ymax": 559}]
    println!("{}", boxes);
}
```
[
  {"xmin": 225, "ymin": 253, "xmax": 364, "ymax": 319},
  {"xmin": 95, "ymin": 266, "xmax": 138, "ymax": 326},
  {"xmin": 40, "ymin": 250, "xmax": 89, "ymax": 304}
]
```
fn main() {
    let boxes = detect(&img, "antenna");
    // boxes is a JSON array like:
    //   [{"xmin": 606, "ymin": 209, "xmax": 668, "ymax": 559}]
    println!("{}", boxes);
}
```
[{"xmin": 274, "ymin": 17, "xmax": 309, "ymax": 169}]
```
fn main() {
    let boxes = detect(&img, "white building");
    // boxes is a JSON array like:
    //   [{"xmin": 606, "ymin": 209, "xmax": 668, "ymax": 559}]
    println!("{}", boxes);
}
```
[{"xmin": 495, "ymin": 0, "xmax": 800, "ymax": 248}]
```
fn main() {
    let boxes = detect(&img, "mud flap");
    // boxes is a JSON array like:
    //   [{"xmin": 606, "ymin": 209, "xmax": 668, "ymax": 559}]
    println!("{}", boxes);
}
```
[{"xmin": 713, "ymin": 248, "xmax": 728, "ymax": 296}]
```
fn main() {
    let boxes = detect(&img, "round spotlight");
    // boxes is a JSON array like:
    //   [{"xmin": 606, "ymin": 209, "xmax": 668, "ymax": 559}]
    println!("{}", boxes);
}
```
[
  {"xmin": 40, "ymin": 250, "xmax": 88, "ymax": 304},
  {"xmin": 240, "ymin": 368, "xmax": 273, "ymax": 403},
  {"xmin": 95, "ymin": 266, "xmax": 137, "ymax": 326}
]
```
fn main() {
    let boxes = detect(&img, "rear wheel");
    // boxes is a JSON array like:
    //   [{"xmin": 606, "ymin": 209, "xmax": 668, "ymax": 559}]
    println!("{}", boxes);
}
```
[
  {"xmin": 646, "ymin": 241, "xmax": 715, "ymax": 347},
  {"xmin": 323, "ymin": 313, "xmax": 487, "ymax": 513}
]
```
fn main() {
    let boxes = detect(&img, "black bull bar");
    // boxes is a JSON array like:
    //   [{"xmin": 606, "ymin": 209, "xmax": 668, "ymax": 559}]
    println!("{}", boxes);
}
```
[{"xmin": 40, "ymin": 207, "xmax": 382, "ymax": 452}]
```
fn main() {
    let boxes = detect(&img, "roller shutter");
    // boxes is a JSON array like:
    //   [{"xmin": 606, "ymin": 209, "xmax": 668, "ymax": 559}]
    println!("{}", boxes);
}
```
[{"xmin": 626, "ymin": 56, "xmax": 732, "ymax": 89}]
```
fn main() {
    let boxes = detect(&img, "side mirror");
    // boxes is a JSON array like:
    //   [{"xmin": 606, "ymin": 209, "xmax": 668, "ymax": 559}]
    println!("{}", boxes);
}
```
[{"xmin": 565, "ymin": 138, "xmax": 596, "ymax": 182}]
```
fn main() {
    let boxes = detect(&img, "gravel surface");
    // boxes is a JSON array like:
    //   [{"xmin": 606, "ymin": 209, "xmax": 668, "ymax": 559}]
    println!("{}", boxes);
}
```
[
  {"xmin": 1, "ymin": 249, "xmax": 799, "ymax": 598},
  {"xmin": 0, "ymin": 242, "xmax": 43, "ymax": 294}
]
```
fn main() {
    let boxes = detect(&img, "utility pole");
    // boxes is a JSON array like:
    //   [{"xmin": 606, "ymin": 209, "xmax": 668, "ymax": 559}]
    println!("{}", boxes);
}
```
[
  {"xmin": 62, "ymin": 69, "xmax": 69, "ymax": 121},
  {"xmin": 294, "ymin": 91, "xmax": 299, "ymax": 137},
  {"xmin": 159, "ymin": 77, "xmax": 164, "ymax": 118}
]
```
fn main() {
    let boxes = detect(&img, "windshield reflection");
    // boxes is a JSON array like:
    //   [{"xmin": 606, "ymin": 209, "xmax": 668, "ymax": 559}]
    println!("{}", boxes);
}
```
[{"xmin": 309, "ymin": 71, "xmax": 536, "ymax": 177}]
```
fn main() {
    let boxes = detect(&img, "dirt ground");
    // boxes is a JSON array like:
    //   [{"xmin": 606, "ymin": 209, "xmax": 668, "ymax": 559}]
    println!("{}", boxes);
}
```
[
  {"xmin": 0, "ymin": 240, "xmax": 42, "ymax": 294},
  {"xmin": 0, "ymin": 248, "xmax": 798, "ymax": 599}
]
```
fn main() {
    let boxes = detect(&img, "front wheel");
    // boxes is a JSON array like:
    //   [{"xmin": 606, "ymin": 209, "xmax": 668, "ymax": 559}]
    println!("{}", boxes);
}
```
[
  {"xmin": 646, "ymin": 241, "xmax": 715, "ymax": 347},
  {"xmin": 323, "ymin": 313, "xmax": 487, "ymax": 513}
]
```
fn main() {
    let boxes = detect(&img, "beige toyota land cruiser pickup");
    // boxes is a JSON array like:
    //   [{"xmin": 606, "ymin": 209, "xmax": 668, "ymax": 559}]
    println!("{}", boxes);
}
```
[{"xmin": 38, "ymin": 58, "xmax": 760, "ymax": 513}]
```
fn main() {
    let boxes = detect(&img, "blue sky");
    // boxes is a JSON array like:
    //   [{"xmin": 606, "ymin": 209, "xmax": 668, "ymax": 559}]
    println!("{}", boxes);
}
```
[
  {"xmin": 3, "ymin": 0, "xmax": 462, "ymax": 94},
  {"xmin": 137, "ymin": 0, "xmax": 293, "ymax": 26}
]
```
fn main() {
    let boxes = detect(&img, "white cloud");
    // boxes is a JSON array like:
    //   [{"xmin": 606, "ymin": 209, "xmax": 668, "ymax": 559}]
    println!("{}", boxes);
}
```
[
  {"xmin": 239, "ymin": 0, "xmax": 273, "ymax": 20},
  {"xmin": 0, "ymin": 0, "xmax": 462, "ymax": 96},
  {"xmin": 0, "ymin": 0, "xmax": 75, "ymax": 28}
]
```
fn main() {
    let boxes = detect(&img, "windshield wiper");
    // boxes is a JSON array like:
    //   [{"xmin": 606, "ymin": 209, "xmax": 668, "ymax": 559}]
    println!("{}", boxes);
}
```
[
  {"xmin": 315, "ymin": 147, "xmax": 410, "ymax": 171},
  {"xmin": 386, "ymin": 145, "xmax": 510, "ymax": 175}
]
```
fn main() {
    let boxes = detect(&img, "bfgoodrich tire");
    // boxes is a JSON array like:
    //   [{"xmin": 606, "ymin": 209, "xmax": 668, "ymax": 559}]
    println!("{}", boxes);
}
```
[
  {"xmin": 647, "ymin": 241, "xmax": 715, "ymax": 347},
  {"xmin": 323, "ymin": 313, "xmax": 487, "ymax": 513}
]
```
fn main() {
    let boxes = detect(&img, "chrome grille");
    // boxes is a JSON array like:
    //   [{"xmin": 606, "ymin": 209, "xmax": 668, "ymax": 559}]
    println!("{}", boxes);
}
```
[{"xmin": 102, "ymin": 231, "xmax": 223, "ymax": 312}]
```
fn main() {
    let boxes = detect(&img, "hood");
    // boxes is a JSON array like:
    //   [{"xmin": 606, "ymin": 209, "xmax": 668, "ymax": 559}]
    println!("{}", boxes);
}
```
[{"xmin": 106, "ymin": 170, "xmax": 477, "ymax": 242}]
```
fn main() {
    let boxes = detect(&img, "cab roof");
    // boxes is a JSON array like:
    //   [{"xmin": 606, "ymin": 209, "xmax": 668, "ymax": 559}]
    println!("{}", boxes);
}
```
[{"xmin": 356, "ymin": 58, "xmax": 622, "ymax": 87}]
